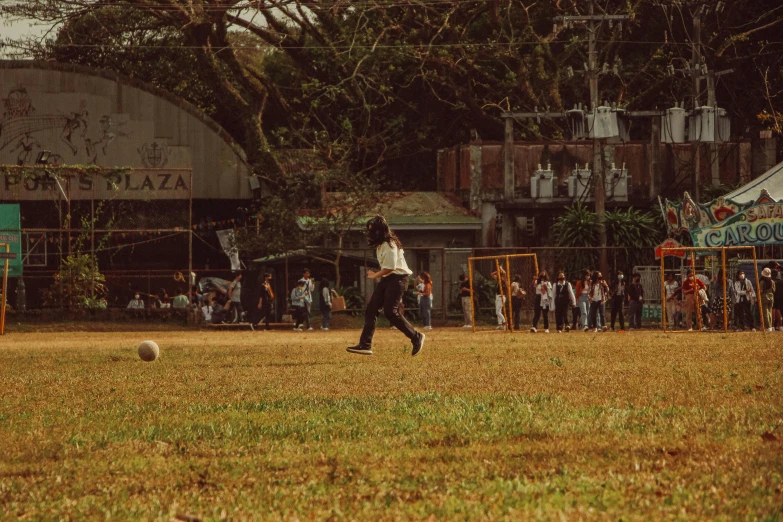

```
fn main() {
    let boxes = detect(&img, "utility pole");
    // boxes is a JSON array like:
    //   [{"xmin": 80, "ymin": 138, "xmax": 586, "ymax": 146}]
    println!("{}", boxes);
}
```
[
  {"xmin": 587, "ymin": 0, "xmax": 607, "ymax": 273},
  {"xmin": 503, "ymin": 2, "xmax": 628, "ymax": 269},
  {"xmin": 554, "ymin": 0, "xmax": 627, "ymax": 273},
  {"xmin": 707, "ymin": 70, "xmax": 719, "ymax": 187},
  {"xmin": 691, "ymin": 8, "xmax": 702, "ymax": 202}
]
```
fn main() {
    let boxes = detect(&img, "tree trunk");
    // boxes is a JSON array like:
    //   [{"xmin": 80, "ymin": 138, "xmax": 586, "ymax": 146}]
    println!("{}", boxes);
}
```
[{"xmin": 334, "ymin": 236, "xmax": 343, "ymax": 288}]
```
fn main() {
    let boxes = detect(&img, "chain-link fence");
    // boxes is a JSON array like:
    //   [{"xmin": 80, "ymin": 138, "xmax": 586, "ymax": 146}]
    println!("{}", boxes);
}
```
[
  {"xmin": 2, "ymin": 187, "xmax": 779, "ymax": 334},
  {"xmin": 659, "ymin": 246, "xmax": 767, "ymax": 332},
  {"xmin": 1, "ymin": 167, "xmax": 194, "ymax": 312}
]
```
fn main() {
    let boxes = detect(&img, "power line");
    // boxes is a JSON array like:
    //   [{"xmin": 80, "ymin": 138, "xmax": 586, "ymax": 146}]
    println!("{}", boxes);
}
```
[
  {"xmin": 1, "ymin": 39, "xmax": 703, "ymax": 51},
  {"xmin": 2, "ymin": 0, "xmax": 552, "ymax": 11}
]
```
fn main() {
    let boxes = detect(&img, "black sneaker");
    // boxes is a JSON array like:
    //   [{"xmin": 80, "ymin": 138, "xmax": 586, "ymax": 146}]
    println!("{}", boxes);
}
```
[
  {"xmin": 411, "ymin": 332, "xmax": 425, "ymax": 357},
  {"xmin": 346, "ymin": 345, "xmax": 373, "ymax": 355}
]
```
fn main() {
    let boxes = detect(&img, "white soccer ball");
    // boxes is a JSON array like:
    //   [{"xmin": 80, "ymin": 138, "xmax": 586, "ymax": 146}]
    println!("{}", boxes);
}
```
[{"xmin": 138, "ymin": 340, "xmax": 160, "ymax": 362}]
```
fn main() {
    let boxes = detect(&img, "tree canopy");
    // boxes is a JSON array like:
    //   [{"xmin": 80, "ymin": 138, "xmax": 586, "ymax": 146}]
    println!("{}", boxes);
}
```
[{"xmin": 3, "ymin": 0, "xmax": 782, "ymax": 189}]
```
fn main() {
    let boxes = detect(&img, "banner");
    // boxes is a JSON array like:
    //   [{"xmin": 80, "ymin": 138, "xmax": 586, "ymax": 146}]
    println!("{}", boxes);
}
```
[
  {"xmin": 216, "ymin": 229, "xmax": 240, "ymax": 270},
  {"xmin": 0, "ymin": 204, "xmax": 22, "ymax": 277},
  {"xmin": 655, "ymin": 238, "xmax": 686, "ymax": 259},
  {"xmin": 691, "ymin": 202, "xmax": 783, "ymax": 247},
  {"xmin": 0, "ymin": 170, "xmax": 190, "ymax": 201}
]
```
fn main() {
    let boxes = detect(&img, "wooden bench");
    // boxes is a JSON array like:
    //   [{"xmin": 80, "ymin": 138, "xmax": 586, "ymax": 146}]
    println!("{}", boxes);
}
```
[{"xmin": 206, "ymin": 322, "xmax": 294, "ymax": 330}]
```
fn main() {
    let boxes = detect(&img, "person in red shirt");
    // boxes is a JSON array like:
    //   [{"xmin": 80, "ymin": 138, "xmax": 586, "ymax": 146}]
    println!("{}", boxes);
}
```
[{"xmin": 681, "ymin": 269, "xmax": 706, "ymax": 331}]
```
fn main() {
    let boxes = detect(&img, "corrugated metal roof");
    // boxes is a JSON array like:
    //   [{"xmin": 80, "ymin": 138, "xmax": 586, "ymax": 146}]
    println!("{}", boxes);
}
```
[{"xmin": 314, "ymin": 191, "xmax": 481, "ymax": 228}]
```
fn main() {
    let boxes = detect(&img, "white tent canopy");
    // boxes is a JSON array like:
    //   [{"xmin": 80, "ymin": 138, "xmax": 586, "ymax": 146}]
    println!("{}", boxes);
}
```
[{"xmin": 724, "ymin": 161, "xmax": 783, "ymax": 204}]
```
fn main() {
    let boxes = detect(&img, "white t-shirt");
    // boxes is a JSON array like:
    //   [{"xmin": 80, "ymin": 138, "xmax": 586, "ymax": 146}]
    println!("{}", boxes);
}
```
[
  {"xmin": 664, "ymin": 281, "xmax": 679, "ymax": 298},
  {"xmin": 229, "ymin": 280, "xmax": 241, "ymax": 302},
  {"xmin": 377, "ymin": 242, "xmax": 412, "ymax": 276},
  {"xmin": 590, "ymin": 283, "xmax": 605, "ymax": 303}
]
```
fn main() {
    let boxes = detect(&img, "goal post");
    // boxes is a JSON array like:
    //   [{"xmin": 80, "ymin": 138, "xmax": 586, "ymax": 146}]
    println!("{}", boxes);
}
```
[
  {"xmin": 0, "ymin": 243, "xmax": 13, "ymax": 336},
  {"xmin": 467, "ymin": 253, "xmax": 539, "ymax": 333},
  {"xmin": 660, "ymin": 246, "xmax": 764, "ymax": 334}
]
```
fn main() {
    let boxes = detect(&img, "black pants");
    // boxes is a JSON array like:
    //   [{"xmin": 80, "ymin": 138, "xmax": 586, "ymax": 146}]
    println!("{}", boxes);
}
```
[
  {"xmin": 293, "ymin": 306, "xmax": 306, "ymax": 328},
  {"xmin": 589, "ymin": 301, "xmax": 604, "ymax": 329},
  {"xmin": 532, "ymin": 295, "xmax": 549, "ymax": 329},
  {"xmin": 532, "ymin": 308, "xmax": 549, "ymax": 329},
  {"xmin": 610, "ymin": 296, "xmax": 625, "ymax": 330},
  {"xmin": 735, "ymin": 299, "xmax": 753, "ymax": 329},
  {"xmin": 555, "ymin": 302, "xmax": 569, "ymax": 331},
  {"xmin": 511, "ymin": 297, "xmax": 523, "ymax": 330},
  {"xmin": 303, "ymin": 302, "xmax": 311, "ymax": 329},
  {"xmin": 359, "ymin": 274, "xmax": 417, "ymax": 346},
  {"xmin": 254, "ymin": 305, "xmax": 271, "ymax": 329},
  {"xmin": 572, "ymin": 306, "xmax": 580, "ymax": 329},
  {"xmin": 230, "ymin": 301, "xmax": 243, "ymax": 322}
]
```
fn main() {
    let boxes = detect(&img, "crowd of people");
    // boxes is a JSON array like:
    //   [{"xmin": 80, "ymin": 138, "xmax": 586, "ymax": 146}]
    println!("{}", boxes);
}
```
[
  {"xmin": 123, "ymin": 256, "xmax": 783, "ymax": 333},
  {"xmin": 661, "ymin": 261, "xmax": 783, "ymax": 332},
  {"xmin": 478, "ymin": 268, "xmax": 646, "ymax": 333},
  {"xmin": 467, "ymin": 260, "xmax": 783, "ymax": 333}
]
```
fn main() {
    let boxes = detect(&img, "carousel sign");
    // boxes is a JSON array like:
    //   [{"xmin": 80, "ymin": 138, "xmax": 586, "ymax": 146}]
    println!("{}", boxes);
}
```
[{"xmin": 691, "ymin": 201, "xmax": 783, "ymax": 247}]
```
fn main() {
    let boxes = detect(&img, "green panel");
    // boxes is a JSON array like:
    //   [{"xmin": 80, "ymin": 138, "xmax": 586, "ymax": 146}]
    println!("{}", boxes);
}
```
[
  {"xmin": 0, "ymin": 204, "xmax": 22, "ymax": 277},
  {"xmin": 642, "ymin": 304, "xmax": 661, "ymax": 321}
]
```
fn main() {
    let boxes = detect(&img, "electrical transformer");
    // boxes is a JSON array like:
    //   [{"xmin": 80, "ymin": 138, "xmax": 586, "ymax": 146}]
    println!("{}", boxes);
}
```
[
  {"xmin": 661, "ymin": 104, "xmax": 687, "ymax": 143},
  {"xmin": 688, "ymin": 106, "xmax": 730, "ymax": 143},
  {"xmin": 530, "ymin": 163, "xmax": 556, "ymax": 199},
  {"xmin": 587, "ymin": 106, "xmax": 619, "ymax": 139},
  {"xmin": 605, "ymin": 163, "xmax": 630, "ymax": 201},
  {"xmin": 567, "ymin": 164, "xmax": 593, "ymax": 201},
  {"xmin": 566, "ymin": 106, "xmax": 586, "ymax": 140}
]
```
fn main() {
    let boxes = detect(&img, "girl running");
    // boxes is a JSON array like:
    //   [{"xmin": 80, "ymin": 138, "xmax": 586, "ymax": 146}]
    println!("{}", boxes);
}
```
[{"xmin": 347, "ymin": 215, "xmax": 425, "ymax": 356}]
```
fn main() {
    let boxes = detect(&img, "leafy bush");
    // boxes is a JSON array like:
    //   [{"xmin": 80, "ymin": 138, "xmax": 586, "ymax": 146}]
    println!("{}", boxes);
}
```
[
  {"xmin": 42, "ymin": 254, "xmax": 107, "ymax": 310},
  {"xmin": 552, "ymin": 203, "xmax": 664, "ymax": 275}
]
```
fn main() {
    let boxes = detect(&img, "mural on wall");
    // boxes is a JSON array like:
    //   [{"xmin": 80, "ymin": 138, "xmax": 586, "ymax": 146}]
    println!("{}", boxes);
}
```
[
  {"xmin": 138, "ymin": 142, "xmax": 170, "ymax": 168},
  {"xmin": 0, "ymin": 86, "xmax": 130, "ymax": 166},
  {"xmin": 0, "ymin": 63, "xmax": 254, "ymax": 201}
]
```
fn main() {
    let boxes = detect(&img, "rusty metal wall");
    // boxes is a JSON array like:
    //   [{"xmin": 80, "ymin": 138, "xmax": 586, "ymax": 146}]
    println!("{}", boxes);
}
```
[{"xmin": 438, "ymin": 141, "xmax": 754, "ymax": 200}]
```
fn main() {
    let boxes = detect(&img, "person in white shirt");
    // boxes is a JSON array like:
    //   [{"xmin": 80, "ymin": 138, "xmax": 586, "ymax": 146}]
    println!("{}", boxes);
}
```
[
  {"xmin": 490, "ymin": 266, "xmax": 508, "ymax": 330},
  {"xmin": 347, "ymin": 215, "xmax": 425, "ymax": 357},
  {"xmin": 553, "ymin": 272, "xmax": 576, "ymax": 333},
  {"xmin": 320, "ymin": 277, "xmax": 332, "ymax": 331},
  {"xmin": 302, "ymin": 268, "xmax": 315, "ymax": 331},
  {"xmin": 732, "ymin": 270, "xmax": 756, "ymax": 331},
  {"xmin": 126, "ymin": 291, "xmax": 145, "ymax": 318},
  {"xmin": 663, "ymin": 272, "xmax": 680, "ymax": 329},
  {"xmin": 127, "ymin": 292, "xmax": 145, "ymax": 310},
  {"xmin": 228, "ymin": 272, "xmax": 243, "ymax": 323},
  {"xmin": 531, "ymin": 270, "xmax": 553, "ymax": 333},
  {"xmin": 201, "ymin": 301, "xmax": 213, "ymax": 323},
  {"xmin": 588, "ymin": 271, "xmax": 609, "ymax": 332}
]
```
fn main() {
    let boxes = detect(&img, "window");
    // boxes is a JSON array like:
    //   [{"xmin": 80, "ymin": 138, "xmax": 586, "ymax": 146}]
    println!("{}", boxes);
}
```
[{"xmin": 416, "ymin": 250, "xmax": 430, "ymax": 274}]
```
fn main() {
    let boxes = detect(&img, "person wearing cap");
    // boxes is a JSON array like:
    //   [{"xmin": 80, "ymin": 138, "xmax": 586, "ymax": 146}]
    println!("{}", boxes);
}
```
[
  {"xmin": 760, "ymin": 267, "xmax": 776, "ymax": 332},
  {"xmin": 681, "ymin": 269, "xmax": 705, "ymax": 332}
]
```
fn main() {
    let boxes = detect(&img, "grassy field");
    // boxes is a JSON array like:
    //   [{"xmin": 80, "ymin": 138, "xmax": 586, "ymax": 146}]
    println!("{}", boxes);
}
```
[{"xmin": 1, "ymin": 327, "xmax": 782, "ymax": 521}]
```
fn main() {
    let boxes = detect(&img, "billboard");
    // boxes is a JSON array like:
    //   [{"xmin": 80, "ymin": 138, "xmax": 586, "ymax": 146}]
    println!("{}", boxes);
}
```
[
  {"xmin": 0, "ymin": 204, "xmax": 22, "ymax": 277},
  {"xmin": 691, "ymin": 203, "xmax": 783, "ymax": 248}
]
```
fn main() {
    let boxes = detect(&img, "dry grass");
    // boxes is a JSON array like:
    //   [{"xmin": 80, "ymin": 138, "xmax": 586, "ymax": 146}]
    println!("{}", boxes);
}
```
[{"xmin": 0, "ymin": 328, "xmax": 781, "ymax": 521}]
